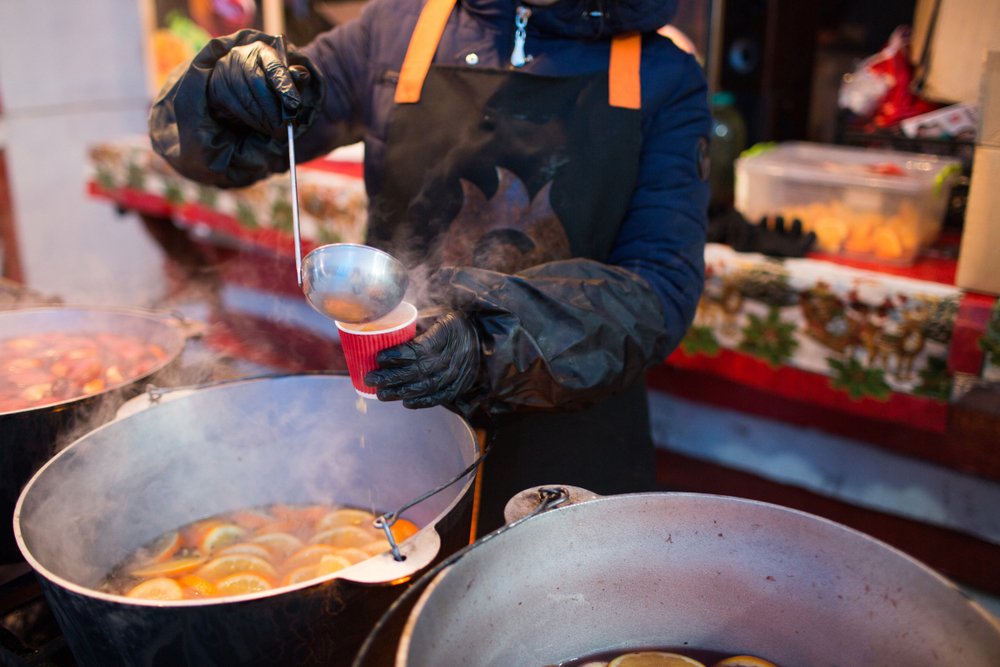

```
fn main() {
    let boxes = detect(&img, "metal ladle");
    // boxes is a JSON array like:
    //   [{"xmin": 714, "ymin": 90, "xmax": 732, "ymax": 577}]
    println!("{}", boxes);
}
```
[{"xmin": 276, "ymin": 35, "xmax": 408, "ymax": 324}]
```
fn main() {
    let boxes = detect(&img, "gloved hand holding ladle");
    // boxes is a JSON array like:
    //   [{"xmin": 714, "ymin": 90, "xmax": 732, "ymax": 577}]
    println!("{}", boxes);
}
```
[{"xmin": 275, "ymin": 35, "xmax": 409, "ymax": 324}]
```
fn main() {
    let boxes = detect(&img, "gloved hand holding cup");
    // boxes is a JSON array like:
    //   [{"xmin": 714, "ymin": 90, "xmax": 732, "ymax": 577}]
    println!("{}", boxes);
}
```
[{"xmin": 336, "ymin": 302, "xmax": 418, "ymax": 398}]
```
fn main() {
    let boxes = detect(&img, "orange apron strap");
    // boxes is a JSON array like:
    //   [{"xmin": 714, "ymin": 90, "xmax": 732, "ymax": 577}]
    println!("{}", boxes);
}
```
[
  {"xmin": 395, "ymin": 0, "xmax": 458, "ymax": 104},
  {"xmin": 608, "ymin": 33, "xmax": 642, "ymax": 110}
]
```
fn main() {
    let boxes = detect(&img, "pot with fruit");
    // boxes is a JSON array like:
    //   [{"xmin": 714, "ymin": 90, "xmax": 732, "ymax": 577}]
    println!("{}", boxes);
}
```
[
  {"xmin": 14, "ymin": 373, "xmax": 479, "ymax": 666},
  {"xmin": 390, "ymin": 486, "xmax": 1000, "ymax": 667},
  {"xmin": 1, "ymin": 306, "xmax": 192, "ymax": 564}
]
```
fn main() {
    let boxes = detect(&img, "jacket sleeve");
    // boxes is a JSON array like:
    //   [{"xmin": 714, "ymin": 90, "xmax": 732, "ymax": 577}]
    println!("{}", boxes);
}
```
[
  {"xmin": 608, "ymin": 51, "xmax": 710, "ymax": 355},
  {"xmin": 148, "ymin": 28, "xmax": 364, "ymax": 188},
  {"xmin": 440, "ymin": 50, "xmax": 710, "ymax": 417}
]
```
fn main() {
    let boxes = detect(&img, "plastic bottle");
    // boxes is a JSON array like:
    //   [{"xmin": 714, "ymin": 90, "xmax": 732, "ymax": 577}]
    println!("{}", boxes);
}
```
[{"xmin": 708, "ymin": 91, "xmax": 748, "ymax": 213}]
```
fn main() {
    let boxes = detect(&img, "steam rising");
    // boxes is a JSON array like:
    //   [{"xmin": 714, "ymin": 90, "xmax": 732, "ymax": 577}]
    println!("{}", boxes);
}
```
[{"xmin": 16, "ymin": 376, "xmax": 476, "ymax": 590}]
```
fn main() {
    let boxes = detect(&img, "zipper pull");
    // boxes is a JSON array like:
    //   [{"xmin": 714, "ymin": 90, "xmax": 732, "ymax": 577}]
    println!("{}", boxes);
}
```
[{"xmin": 511, "ymin": 5, "xmax": 532, "ymax": 68}]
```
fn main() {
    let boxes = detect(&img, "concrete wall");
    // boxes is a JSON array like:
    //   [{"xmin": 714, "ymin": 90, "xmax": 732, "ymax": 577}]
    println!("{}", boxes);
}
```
[{"xmin": 0, "ymin": 0, "xmax": 166, "ymax": 306}]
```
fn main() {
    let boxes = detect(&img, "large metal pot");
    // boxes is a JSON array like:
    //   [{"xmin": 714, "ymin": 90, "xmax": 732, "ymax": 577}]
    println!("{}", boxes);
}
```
[
  {"xmin": 395, "ymin": 488, "xmax": 1000, "ymax": 667},
  {"xmin": 14, "ymin": 374, "xmax": 479, "ymax": 666},
  {"xmin": 1, "ymin": 306, "xmax": 191, "ymax": 563}
]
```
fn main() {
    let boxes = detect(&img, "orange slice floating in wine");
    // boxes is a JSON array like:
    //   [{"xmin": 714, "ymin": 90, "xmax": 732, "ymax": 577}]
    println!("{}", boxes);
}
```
[
  {"xmin": 251, "ymin": 532, "xmax": 304, "ymax": 559},
  {"xmin": 126, "ymin": 577, "xmax": 184, "ymax": 601},
  {"xmin": 309, "ymin": 526, "xmax": 374, "ymax": 549},
  {"xmin": 608, "ymin": 653, "xmax": 706, "ymax": 667},
  {"xmin": 215, "ymin": 571, "xmax": 273, "ymax": 595},
  {"xmin": 129, "ymin": 555, "xmax": 206, "ymax": 579},
  {"xmin": 196, "ymin": 553, "xmax": 277, "ymax": 581},
  {"xmin": 712, "ymin": 657, "xmax": 778, "ymax": 667}
]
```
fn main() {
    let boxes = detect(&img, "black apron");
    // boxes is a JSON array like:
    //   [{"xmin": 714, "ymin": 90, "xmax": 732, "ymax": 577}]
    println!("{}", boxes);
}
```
[{"xmin": 372, "ymin": 0, "xmax": 657, "ymax": 534}]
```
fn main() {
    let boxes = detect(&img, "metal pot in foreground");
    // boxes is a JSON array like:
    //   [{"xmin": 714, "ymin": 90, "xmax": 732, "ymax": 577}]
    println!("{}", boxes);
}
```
[
  {"xmin": 1, "ymin": 306, "xmax": 191, "ymax": 564},
  {"xmin": 14, "ymin": 374, "xmax": 479, "ymax": 667},
  {"xmin": 395, "ymin": 488, "xmax": 1000, "ymax": 667}
]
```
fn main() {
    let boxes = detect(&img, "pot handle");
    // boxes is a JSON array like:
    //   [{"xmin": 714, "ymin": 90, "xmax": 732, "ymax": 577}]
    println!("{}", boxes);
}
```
[
  {"xmin": 352, "ymin": 486, "xmax": 573, "ymax": 667},
  {"xmin": 167, "ymin": 310, "xmax": 208, "ymax": 340},
  {"xmin": 502, "ymin": 484, "xmax": 601, "ymax": 524}
]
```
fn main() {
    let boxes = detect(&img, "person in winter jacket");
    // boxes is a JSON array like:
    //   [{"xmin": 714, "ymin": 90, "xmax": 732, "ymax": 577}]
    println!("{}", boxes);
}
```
[{"xmin": 149, "ymin": 0, "xmax": 711, "ymax": 533}]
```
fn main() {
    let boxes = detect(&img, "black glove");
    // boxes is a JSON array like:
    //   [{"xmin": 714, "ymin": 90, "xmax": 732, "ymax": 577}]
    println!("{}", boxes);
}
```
[
  {"xmin": 208, "ymin": 38, "xmax": 314, "ymax": 137},
  {"xmin": 364, "ymin": 311, "xmax": 481, "ymax": 409},
  {"xmin": 707, "ymin": 208, "xmax": 817, "ymax": 257}
]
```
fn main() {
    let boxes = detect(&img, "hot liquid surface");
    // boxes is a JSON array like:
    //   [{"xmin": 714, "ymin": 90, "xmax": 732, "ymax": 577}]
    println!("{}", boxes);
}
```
[
  {"xmin": 556, "ymin": 649, "xmax": 778, "ymax": 667},
  {"xmin": 0, "ymin": 331, "xmax": 167, "ymax": 412},
  {"xmin": 100, "ymin": 502, "xmax": 419, "ymax": 600}
]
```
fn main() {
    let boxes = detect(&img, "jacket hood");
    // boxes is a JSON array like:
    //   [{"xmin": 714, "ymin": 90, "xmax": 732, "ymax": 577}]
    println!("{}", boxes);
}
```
[{"xmin": 464, "ymin": 0, "xmax": 678, "ymax": 39}]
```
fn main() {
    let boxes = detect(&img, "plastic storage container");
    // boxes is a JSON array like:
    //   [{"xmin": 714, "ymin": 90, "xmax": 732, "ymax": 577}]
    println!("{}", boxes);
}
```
[{"xmin": 734, "ymin": 142, "xmax": 961, "ymax": 264}]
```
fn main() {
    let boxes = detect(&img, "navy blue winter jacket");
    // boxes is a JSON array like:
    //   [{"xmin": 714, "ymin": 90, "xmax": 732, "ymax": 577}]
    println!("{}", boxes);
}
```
[{"xmin": 149, "ymin": 0, "xmax": 710, "ymax": 413}]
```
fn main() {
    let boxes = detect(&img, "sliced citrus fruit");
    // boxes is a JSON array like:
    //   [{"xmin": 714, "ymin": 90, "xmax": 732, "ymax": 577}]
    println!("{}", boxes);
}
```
[
  {"xmin": 282, "ymin": 564, "xmax": 320, "ymax": 587},
  {"xmin": 309, "ymin": 526, "xmax": 375, "ymax": 549},
  {"xmin": 251, "ymin": 532, "xmax": 304, "ymax": 559},
  {"xmin": 608, "ymin": 653, "xmax": 706, "ymax": 667},
  {"xmin": 198, "ymin": 522, "xmax": 247, "ymax": 553},
  {"xmin": 284, "ymin": 544, "xmax": 341, "ymax": 570},
  {"xmin": 196, "ymin": 553, "xmax": 277, "ymax": 581},
  {"xmin": 272, "ymin": 503, "xmax": 329, "ymax": 526},
  {"xmin": 215, "ymin": 571, "xmax": 273, "ymax": 596},
  {"xmin": 216, "ymin": 542, "xmax": 273, "ymax": 560},
  {"xmin": 315, "ymin": 508, "xmax": 377, "ymax": 532},
  {"xmin": 316, "ymin": 554, "xmax": 353, "ymax": 576},
  {"xmin": 360, "ymin": 541, "xmax": 390, "ymax": 557},
  {"xmin": 712, "ymin": 657, "xmax": 778, "ymax": 667},
  {"xmin": 252, "ymin": 519, "xmax": 298, "ymax": 537},
  {"xmin": 138, "ymin": 530, "xmax": 181, "ymax": 564},
  {"xmin": 129, "ymin": 555, "xmax": 206, "ymax": 579},
  {"xmin": 126, "ymin": 577, "xmax": 184, "ymax": 600},
  {"xmin": 333, "ymin": 547, "xmax": 370, "ymax": 564},
  {"xmin": 228, "ymin": 509, "xmax": 276, "ymax": 530},
  {"xmin": 389, "ymin": 518, "xmax": 420, "ymax": 542},
  {"xmin": 178, "ymin": 574, "xmax": 218, "ymax": 598}
]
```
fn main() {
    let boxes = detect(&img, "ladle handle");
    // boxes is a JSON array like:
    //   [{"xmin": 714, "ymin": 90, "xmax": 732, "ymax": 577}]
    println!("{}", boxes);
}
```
[{"xmin": 275, "ymin": 34, "xmax": 304, "ymax": 287}]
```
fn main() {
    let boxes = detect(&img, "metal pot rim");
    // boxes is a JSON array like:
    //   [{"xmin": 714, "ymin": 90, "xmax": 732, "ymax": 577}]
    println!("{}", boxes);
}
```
[
  {"xmin": 0, "ymin": 305, "xmax": 192, "ymax": 417},
  {"xmin": 14, "ymin": 373, "xmax": 478, "ymax": 607}
]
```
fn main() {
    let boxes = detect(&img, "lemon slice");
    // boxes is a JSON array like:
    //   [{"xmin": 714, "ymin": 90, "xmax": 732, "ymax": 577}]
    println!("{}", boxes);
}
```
[
  {"xmin": 215, "ymin": 542, "xmax": 273, "ymax": 561},
  {"xmin": 282, "ymin": 564, "xmax": 320, "ymax": 586},
  {"xmin": 139, "ymin": 530, "xmax": 181, "ymax": 564},
  {"xmin": 712, "ymin": 657, "xmax": 778, "ymax": 667},
  {"xmin": 215, "ymin": 572, "xmax": 273, "ymax": 595},
  {"xmin": 315, "ymin": 508, "xmax": 378, "ymax": 532},
  {"xmin": 285, "ymin": 544, "xmax": 342, "ymax": 569},
  {"xmin": 333, "ymin": 547, "xmax": 371, "ymax": 564},
  {"xmin": 196, "ymin": 553, "xmax": 277, "ymax": 581},
  {"xmin": 198, "ymin": 522, "xmax": 247, "ymax": 553},
  {"xmin": 129, "ymin": 555, "xmax": 206, "ymax": 579},
  {"xmin": 316, "ymin": 554, "xmax": 353, "ymax": 576},
  {"xmin": 251, "ymin": 532, "xmax": 304, "ymax": 559},
  {"xmin": 309, "ymin": 526, "xmax": 375, "ymax": 549},
  {"xmin": 126, "ymin": 577, "xmax": 184, "ymax": 600},
  {"xmin": 608, "ymin": 653, "xmax": 706, "ymax": 667},
  {"xmin": 360, "ymin": 541, "xmax": 390, "ymax": 557}
]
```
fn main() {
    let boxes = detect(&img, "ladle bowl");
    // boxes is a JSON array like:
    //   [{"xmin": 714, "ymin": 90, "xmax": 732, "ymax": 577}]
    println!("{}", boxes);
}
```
[{"xmin": 302, "ymin": 243, "xmax": 409, "ymax": 324}]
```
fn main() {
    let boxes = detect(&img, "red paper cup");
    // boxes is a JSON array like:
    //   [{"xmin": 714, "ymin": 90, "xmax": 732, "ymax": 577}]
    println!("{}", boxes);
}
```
[{"xmin": 336, "ymin": 302, "xmax": 418, "ymax": 398}]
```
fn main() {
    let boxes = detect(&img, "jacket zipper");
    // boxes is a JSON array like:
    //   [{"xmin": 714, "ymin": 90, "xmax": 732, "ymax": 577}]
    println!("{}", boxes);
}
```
[{"xmin": 510, "ymin": 5, "xmax": 532, "ymax": 68}]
